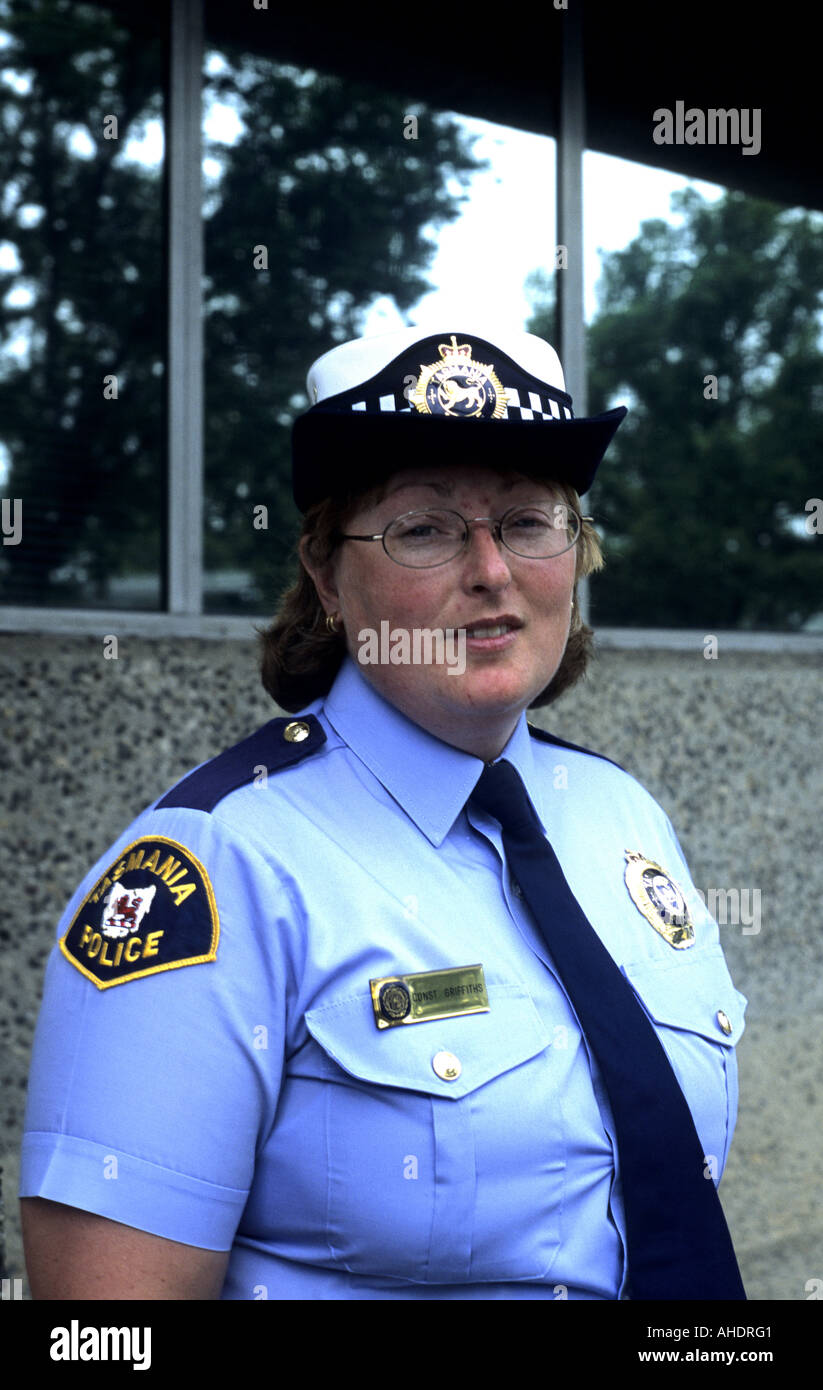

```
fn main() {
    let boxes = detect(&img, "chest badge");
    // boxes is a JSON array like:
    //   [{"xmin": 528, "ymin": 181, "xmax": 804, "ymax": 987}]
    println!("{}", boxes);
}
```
[{"xmin": 624, "ymin": 850, "xmax": 695, "ymax": 949}]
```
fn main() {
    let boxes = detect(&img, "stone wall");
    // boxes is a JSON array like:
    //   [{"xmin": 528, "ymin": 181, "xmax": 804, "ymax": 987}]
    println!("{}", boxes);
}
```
[{"xmin": 2, "ymin": 632, "xmax": 821, "ymax": 1299}]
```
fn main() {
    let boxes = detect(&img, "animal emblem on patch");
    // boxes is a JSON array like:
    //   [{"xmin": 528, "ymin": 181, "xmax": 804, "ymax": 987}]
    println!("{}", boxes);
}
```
[
  {"xmin": 101, "ymin": 884, "xmax": 156, "ymax": 939},
  {"xmin": 409, "ymin": 337, "xmax": 508, "ymax": 420},
  {"xmin": 60, "ymin": 835, "xmax": 219, "ymax": 988},
  {"xmin": 623, "ymin": 850, "xmax": 695, "ymax": 949}
]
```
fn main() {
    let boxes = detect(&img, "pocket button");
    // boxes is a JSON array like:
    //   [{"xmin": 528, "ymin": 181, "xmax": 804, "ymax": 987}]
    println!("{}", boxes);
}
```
[{"xmin": 432, "ymin": 1050, "xmax": 462, "ymax": 1081}]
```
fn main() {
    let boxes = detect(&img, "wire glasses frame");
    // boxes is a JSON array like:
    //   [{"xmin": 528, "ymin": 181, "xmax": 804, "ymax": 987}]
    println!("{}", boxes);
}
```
[{"xmin": 337, "ymin": 504, "xmax": 593, "ymax": 569}]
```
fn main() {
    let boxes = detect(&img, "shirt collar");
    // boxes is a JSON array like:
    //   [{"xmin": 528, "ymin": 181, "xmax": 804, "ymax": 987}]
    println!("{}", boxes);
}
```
[{"xmin": 321, "ymin": 657, "xmax": 545, "ymax": 846}]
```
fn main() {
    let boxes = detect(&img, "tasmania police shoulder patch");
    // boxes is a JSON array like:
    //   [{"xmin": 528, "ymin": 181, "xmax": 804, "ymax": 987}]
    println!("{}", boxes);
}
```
[{"xmin": 60, "ymin": 835, "xmax": 219, "ymax": 989}]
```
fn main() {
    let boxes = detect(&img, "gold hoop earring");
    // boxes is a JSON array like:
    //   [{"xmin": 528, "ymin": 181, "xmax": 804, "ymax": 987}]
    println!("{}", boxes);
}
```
[{"xmin": 325, "ymin": 612, "xmax": 341, "ymax": 634}]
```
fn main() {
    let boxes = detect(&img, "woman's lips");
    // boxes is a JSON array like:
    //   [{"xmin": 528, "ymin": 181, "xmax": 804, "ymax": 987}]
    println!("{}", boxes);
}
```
[{"xmin": 462, "ymin": 619, "xmax": 522, "ymax": 652}]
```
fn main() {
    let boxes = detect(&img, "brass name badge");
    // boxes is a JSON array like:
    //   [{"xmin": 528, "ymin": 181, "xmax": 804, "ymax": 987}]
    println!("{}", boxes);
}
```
[{"xmin": 370, "ymin": 964, "xmax": 489, "ymax": 1029}]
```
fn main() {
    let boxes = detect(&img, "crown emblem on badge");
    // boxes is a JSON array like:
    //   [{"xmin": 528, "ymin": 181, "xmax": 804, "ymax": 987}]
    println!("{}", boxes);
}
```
[
  {"xmin": 437, "ymin": 338, "xmax": 472, "ymax": 360},
  {"xmin": 409, "ymin": 336, "xmax": 508, "ymax": 420}
]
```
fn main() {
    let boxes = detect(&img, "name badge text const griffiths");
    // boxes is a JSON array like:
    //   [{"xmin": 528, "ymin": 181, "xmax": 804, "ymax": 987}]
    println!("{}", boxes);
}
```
[{"xmin": 370, "ymin": 964, "xmax": 489, "ymax": 1029}]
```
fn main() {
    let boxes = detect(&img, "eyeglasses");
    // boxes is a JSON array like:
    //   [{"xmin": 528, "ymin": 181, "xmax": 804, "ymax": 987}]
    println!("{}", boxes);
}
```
[{"xmin": 338, "ymin": 504, "xmax": 590, "ymax": 569}]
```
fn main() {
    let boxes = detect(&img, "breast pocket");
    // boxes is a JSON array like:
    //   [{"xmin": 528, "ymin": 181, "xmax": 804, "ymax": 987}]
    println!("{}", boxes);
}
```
[
  {"xmin": 301, "ymin": 984, "xmax": 565, "ymax": 1284},
  {"xmin": 621, "ymin": 945, "xmax": 747, "ymax": 1179}
]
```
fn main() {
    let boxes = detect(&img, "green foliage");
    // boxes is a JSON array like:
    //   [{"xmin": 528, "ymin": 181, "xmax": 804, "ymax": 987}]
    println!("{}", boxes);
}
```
[
  {"xmin": 530, "ymin": 188, "xmax": 823, "ymax": 629},
  {"xmin": 0, "ymin": 0, "xmax": 165, "ymax": 604},
  {"xmin": 0, "ymin": 2, "xmax": 482, "ymax": 608}
]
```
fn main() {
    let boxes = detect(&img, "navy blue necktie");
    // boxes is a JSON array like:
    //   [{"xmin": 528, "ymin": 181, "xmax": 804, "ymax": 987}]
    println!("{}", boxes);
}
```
[{"xmin": 470, "ymin": 759, "xmax": 746, "ymax": 1300}]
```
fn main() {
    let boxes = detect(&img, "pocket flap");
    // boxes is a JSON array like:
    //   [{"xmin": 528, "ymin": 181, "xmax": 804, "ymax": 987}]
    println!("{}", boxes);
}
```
[
  {"xmin": 305, "ymin": 982, "xmax": 552, "ymax": 1099},
  {"xmin": 621, "ymin": 945, "xmax": 747, "ymax": 1046}
]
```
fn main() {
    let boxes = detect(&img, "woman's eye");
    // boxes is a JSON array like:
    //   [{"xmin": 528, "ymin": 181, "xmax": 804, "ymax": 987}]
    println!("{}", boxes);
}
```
[
  {"xmin": 396, "ymin": 523, "xmax": 440, "ymax": 539},
  {"xmin": 393, "ymin": 514, "xmax": 457, "ymax": 540}
]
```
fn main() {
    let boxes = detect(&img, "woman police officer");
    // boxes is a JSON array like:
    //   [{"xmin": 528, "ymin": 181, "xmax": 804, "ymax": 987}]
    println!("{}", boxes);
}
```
[{"xmin": 20, "ymin": 325, "xmax": 747, "ymax": 1300}]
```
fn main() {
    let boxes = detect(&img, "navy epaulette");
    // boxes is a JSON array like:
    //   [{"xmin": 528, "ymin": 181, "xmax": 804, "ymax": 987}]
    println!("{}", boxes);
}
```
[
  {"xmin": 157, "ymin": 716, "xmax": 326, "ymax": 813},
  {"xmin": 526, "ymin": 722, "xmax": 625, "ymax": 772}
]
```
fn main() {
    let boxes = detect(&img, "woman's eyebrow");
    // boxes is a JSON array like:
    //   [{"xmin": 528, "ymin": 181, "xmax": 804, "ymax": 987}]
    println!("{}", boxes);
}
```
[
  {"xmin": 385, "ymin": 477, "xmax": 540, "ymax": 499},
  {"xmin": 385, "ymin": 480, "xmax": 452, "ymax": 498}
]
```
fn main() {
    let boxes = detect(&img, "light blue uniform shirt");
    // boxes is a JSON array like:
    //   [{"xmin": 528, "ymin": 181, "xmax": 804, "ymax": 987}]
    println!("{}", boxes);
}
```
[{"xmin": 21, "ymin": 657, "xmax": 746, "ymax": 1299}]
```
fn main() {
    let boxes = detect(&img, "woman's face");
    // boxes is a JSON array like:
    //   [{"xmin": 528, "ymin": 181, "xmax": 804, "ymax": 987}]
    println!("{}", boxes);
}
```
[{"xmin": 308, "ymin": 465, "xmax": 578, "ymax": 760}]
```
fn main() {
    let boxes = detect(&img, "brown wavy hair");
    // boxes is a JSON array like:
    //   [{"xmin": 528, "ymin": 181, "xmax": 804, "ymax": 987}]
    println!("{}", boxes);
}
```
[{"xmin": 259, "ymin": 476, "xmax": 603, "ymax": 713}]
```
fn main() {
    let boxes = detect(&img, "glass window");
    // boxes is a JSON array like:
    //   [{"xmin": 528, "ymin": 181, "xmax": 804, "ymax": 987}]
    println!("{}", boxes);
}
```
[
  {"xmin": 0, "ymin": 1, "xmax": 165, "ymax": 609},
  {"xmin": 200, "ymin": 42, "xmax": 513, "ymax": 614},
  {"xmin": 578, "ymin": 153, "xmax": 823, "ymax": 632}
]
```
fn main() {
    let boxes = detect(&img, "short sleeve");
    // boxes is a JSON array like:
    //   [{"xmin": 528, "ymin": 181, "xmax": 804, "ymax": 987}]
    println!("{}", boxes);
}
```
[{"xmin": 19, "ymin": 805, "xmax": 292, "ymax": 1250}]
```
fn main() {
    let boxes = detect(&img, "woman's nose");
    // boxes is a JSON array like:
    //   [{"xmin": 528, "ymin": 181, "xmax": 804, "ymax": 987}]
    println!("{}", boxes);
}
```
[{"xmin": 461, "ymin": 519, "xmax": 512, "ymax": 581}]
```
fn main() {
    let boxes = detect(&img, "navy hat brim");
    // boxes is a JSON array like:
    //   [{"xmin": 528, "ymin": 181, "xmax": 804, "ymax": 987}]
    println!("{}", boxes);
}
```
[{"xmin": 291, "ymin": 405, "xmax": 627, "ymax": 513}]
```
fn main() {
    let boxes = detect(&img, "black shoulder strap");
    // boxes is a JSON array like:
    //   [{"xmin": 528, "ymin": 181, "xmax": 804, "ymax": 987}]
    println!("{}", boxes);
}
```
[
  {"xmin": 157, "ymin": 716, "xmax": 326, "ymax": 813},
  {"xmin": 526, "ymin": 722, "xmax": 625, "ymax": 772}
]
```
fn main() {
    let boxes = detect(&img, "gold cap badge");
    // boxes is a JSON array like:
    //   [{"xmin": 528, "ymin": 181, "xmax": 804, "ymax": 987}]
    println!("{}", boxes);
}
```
[
  {"xmin": 409, "ymin": 337, "xmax": 508, "ymax": 419},
  {"xmin": 624, "ymin": 850, "xmax": 695, "ymax": 948}
]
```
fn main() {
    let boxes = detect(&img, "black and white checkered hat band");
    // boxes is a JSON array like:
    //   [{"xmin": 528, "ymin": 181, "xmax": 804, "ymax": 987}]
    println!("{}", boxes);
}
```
[{"xmin": 347, "ymin": 386, "xmax": 574, "ymax": 421}]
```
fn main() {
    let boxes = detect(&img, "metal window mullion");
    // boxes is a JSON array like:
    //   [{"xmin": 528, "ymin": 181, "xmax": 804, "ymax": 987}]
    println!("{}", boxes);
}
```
[
  {"xmin": 167, "ymin": 0, "xmax": 204, "ymax": 615},
  {"xmin": 556, "ymin": 1, "xmax": 589, "ymax": 622}
]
